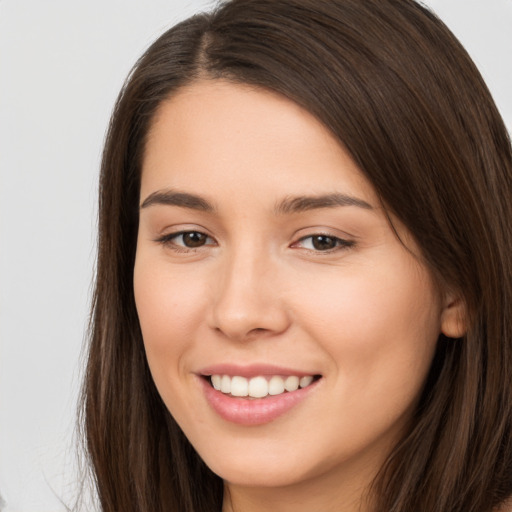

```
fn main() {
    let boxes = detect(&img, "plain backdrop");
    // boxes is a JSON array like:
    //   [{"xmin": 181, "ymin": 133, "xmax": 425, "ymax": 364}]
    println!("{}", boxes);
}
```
[{"xmin": 0, "ymin": 1, "xmax": 511, "ymax": 511}]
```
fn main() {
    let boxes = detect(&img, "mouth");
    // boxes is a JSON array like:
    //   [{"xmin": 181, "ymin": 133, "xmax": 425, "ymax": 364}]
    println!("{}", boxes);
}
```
[
  {"xmin": 199, "ymin": 369, "xmax": 322, "ymax": 425},
  {"xmin": 207, "ymin": 374, "xmax": 322, "ymax": 398}
]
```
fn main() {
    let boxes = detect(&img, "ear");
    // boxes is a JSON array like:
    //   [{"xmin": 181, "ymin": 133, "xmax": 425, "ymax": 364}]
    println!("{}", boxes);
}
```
[{"xmin": 440, "ymin": 291, "xmax": 467, "ymax": 338}]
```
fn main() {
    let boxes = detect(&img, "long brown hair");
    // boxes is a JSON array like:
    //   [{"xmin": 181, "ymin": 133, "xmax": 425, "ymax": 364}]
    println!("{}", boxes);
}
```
[{"xmin": 81, "ymin": 1, "xmax": 512, "ymax": 510}]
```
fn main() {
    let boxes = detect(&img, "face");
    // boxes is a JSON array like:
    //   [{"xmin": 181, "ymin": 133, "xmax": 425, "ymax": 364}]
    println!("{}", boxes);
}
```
[{"xmin": 134, "ymin": 80, "xmax": 448, "ymax": 503}]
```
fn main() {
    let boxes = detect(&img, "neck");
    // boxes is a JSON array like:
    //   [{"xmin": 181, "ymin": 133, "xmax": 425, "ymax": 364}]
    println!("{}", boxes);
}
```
[{"xmin": 221, "ymin": 461, "xmax": 377, "ymax": 512}]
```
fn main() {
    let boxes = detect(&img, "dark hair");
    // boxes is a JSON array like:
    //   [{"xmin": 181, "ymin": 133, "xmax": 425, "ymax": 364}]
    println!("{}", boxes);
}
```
[{"xmin": 81, "ymin": 0, "xmax": 512, "ymax": 510}]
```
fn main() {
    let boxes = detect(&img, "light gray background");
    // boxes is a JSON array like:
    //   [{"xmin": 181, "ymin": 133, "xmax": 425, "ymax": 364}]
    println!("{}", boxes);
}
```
[{"xmin": 0, "ymin": 1, "xmax": 511, "ymax": 511}]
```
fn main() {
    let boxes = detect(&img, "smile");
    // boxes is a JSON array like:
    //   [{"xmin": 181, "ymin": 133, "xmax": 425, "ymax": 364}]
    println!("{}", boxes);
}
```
[
  {"xmin": 210, "ymin": 374, "xmax": 316, "ymax": 398},
  {"xmin": 200, "ymin": 370, "xmax": 322, "ymax": 425}
]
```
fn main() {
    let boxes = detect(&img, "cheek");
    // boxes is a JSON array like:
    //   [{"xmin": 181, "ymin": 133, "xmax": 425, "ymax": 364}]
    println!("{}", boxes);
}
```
[
  {"xmin": 291, "ymin": 259, "xmax": 441, "ymax": 384},
  {"xmin": 133, "ymin": 253, "xmax": 213, "ymax": 426},
  {"xmin": 287, "ymin": 262, "xmax": 442, "ymax": 456},
  {"xmin": 133, "ymin": 254, "xmax": 207, "ymax": 365}
]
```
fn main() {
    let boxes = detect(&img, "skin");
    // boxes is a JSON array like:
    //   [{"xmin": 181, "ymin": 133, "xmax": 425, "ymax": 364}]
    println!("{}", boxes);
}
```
[{"xmin": 134, "ymin": 80, "xmax": 464, "ymax": 512}]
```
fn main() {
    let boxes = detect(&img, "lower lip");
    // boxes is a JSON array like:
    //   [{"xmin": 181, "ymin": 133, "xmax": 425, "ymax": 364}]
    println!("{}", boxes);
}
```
[{"xmin": 199, "ymin": 377, "xmax": 320, "ymax": 426}]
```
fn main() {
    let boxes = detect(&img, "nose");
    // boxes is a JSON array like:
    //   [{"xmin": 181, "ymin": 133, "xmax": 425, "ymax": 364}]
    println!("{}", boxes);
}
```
[{"xmin": 208, "ymin": 246, "xmax": 290, "ymax": 341}]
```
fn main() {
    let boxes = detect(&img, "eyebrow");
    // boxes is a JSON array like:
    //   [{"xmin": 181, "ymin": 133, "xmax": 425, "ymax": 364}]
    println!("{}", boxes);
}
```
[
  {"xmin": 140, "ymin": 190, "xmax": 215, "ymax": 212},
  {"xmin": 140, "ymin": 189, "xmax": 373, "ymax": 214},
  {"xmin": 274, "ymin": 193, "xmax": 373, "ymax": 215}
]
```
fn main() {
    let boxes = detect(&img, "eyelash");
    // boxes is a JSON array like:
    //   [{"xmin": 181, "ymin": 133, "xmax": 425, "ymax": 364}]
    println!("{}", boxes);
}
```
[
  {"xmin": 155, "ymin": 231, "xmax": 216, "ymax": 253},
  {"xmin": 293, "ymin": 234, "xmax": 355, "ymax": 253},
  {"xmin": 155, "ymin": 231, "xmax": 355, "ymax": 254}
]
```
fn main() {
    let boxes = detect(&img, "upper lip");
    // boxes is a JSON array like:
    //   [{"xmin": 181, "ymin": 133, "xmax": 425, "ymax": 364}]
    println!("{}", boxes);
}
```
[{"xmin": 197, "ymin": 363, "xmax": 320, "ymax": 379}]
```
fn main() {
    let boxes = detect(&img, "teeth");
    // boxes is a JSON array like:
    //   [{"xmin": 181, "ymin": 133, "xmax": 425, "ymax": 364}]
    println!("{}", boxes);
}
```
[
  {"xmin": 268, "ymin": 376, "xmax": 285, "ymax": 395},
  {"xmin": 209, "ymin": 374, "xmax": 316, "ymax": 398},
  {"xmin": 221, "ymin": 375, "xmax": 231, "ymax": 393},
  {"xmin": 211, "ymin": 374, "xmax": 222, "ymax": 390},
  {"xmin": 284, "ymin": 375, "xmax": 299, "ymax": 392},
  {"xmin": 248, "ymin": 376, "xmax": 268, "ymax": 398},
  {"xmin": 231, "ymin": 376, "xmax": 249, "ymax": 397},
  {"xmin": 299, "ymin": 375, "xmax": 314, "ymax": 388}
]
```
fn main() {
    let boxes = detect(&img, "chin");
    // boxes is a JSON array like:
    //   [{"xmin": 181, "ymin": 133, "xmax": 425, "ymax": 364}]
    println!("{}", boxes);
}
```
[
  {"xmin": 196, "ymin": 441, "xmax": 311, "ymax": 488},
  {"xmin": 210, "ymin": 459, "xmax": 308, "ymax": 488}
]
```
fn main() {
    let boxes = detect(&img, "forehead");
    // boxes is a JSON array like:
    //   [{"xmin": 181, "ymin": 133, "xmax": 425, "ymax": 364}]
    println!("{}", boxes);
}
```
[{"xmin": 141, "ymin": 79, "xmax": 378, "ymax": 207}]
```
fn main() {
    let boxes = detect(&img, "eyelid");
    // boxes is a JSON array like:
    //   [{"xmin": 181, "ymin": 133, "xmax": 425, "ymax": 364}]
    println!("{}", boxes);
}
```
[
  {"xmin": 152, "ymin": 226, "xmax": 356, "ymax": 254},
  {"xmin": 154, "ymin": 228, "xmax": 217, "ymax": 251},
  {"xmin": 153, "ymin": 223, "xmax": 214, "ymax": 241},
  {"xmin": 291, "ymin": 231, "xmax": 356, "ymax": 253}
]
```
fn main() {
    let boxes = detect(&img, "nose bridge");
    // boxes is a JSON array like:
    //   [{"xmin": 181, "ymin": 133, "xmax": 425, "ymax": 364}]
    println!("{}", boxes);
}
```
[{"xmin": 209, "ymin": 239, "xmax": 288, "ymax": 339}]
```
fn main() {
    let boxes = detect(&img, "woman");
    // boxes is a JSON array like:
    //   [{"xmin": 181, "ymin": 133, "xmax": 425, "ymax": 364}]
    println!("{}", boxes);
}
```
[{"xmin": 81, "ymin": 0, "xmax": 512, "ymax": 511}]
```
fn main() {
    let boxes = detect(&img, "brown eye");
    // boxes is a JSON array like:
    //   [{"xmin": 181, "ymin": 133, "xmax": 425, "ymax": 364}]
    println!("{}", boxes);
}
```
[
  {"xmin": 156, "ymin": 230, "xmax": 213, "ymax": 250},
  {"xmin": 311, "ymin": 235, "xmax": 337, "ymax": 251},
  {"xmin": 294, "ymin": 234, "xmax": 354, "ymax": 252},
  {"xmin": 180, "ymin": 232, "xmax": 208, "ymax": 248}
]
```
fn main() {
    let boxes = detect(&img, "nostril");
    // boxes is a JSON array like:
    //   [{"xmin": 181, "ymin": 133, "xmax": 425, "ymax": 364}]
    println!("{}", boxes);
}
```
[{"xmin": 247, "ymin": 327, "xmax": 269, "ymax": 336}]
